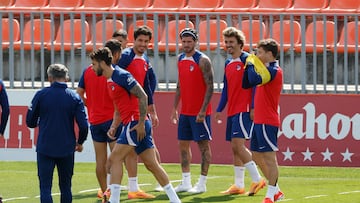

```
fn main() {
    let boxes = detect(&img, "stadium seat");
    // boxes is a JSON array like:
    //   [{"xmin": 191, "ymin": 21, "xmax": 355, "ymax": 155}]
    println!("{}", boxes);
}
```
[
  {"xmin": 110, "ymin": 0, "xmax": 151, "ymax": 12},
  {"xmin": 250, "ymin": 0, "xmax": 292, "ymax": 13},
  {"xmin": 179, "ymin": 0, "xmax": 221, "ymax": 12},
  {"xmin": 270, "ymin": 20, "xmax": 301, "ymax": 52},
  {"xmin": 0, "ymin": 0, "xmax": 14, "ymax": 9},
  {"xmin": 286, "ymin": 0, "xmax": 329, "ymax": 13},
  {"xmin": 294, "ymin": 20, "xmax": 336, "ymax": 53},
  {"xmin": 331, "ymin": 21, "xmax": 360, "ymax": 53},
  {"xmin": 145, "ymin": 0, "xmax": 185, "ymax": 12},
  {"xmin": 86, "ymin": 19, "xmax": 124, "ymax": 51},
  {"xmin": 41, "ymin": 0, "xmax": 82, "ymax": 12},
  {"xmin": 13, "ymin": 19, "xmax": 53, "ymax": 50},
  {"xmin": 321, "ymin": 0, "xmax": 359, "ymax": 13},
  {"xmin": 198, "ymin": 19, "xmax": 227, "ymax": 50},
  {"xmin": 52, "ymin": 19, "xmax": 90, "ymax": 51},
  {"xmin": 238, "ymin": 20, "xmax": 266, "ymax": 51},
  {"xmin": 214, "ymin": 0, "xmax": 257, "ymax": 12},
  {"xmin": 127, "ymin": 20, "xmax": 160, "ymax": 48},
  {"xmin": 1, "ymin": 18, "xmax": 20, "ymax": 49},
  {"xmin": 158, "ymin": 20, "xmax": 195, "ymax": 52},
  {"xmin": 5, "ymin": 0, "xmax": 47, "ymax": 11},
  {"xmin": 75, "ymin": 0, "xmax": 116, "ymax": 12}
]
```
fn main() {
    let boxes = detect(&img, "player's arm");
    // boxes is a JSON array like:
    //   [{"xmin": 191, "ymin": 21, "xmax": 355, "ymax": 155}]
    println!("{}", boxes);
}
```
[
  {"xmin": 215, "ymin": 75, "xmax": 228, "ymax": 122},
  {"xmin": 76, "ymin": 71, "xmax": 87, "ymax": 106},
  {"xmin": 129, "ymin": 83, "xmax": 148, "ymax": 141},
  {"xmin": 171, "ymin": 81, "xmax": 181, "ymax": 124},
  {"xmin": 0, "ymin": 83, "xmax": 9, "ymax": 136},
  {"xmin": 26, "ymin": 92, "xmax": 41, "ymax": 128},
  {"xmin": 144, "ymin": 69, "xmax": 159, "ymax": 127},
  {"xmin": 107, "ymin": 105, "xmax": 121, "ymax": 140},
  {"xmin": 198, "ymin": 56, "xmax": 214, "ymax": 122},
  {"xmin": 74, "ymin": 97, "xmax": 89, "ymax": 152}
]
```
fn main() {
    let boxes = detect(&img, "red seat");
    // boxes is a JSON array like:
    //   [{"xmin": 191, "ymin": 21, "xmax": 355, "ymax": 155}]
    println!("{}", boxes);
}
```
[
  {"xmin": 75, "ymin": 0, "xmax": 116, "ymax": 12},
  {"xmin": 0, "ymin": 0, "xmax": 14, "ymax": 8},
  {"xmin": 86, "ymin": 20, "xmax": 124, "ymax": 51},
  {"xmin": 110, "ymin": 0, "xmax": 151, "ymax": 12},
  {"xmin": 250, "ymin": 0, "xmax": 292, "ymax": 13},
  {"xmin": 179, "ymin": 0, "xmax": 221, "ymax": 12},
  {"xmin": 238, "ymin": 20, "xmax": 266, "ymax": 51},
  {"xmin": 158, "ymin": 20, "xmax": 195, "ymax": 52},
  {"xmin": 294, "ymin": 21, "xmax": 336, "ymax": 53},
  {"xmin": 51, "ymin": 19, "xmax": 90, "ymax": 51},
  {"xmin": 214, "ymin": 0, "xmax": 256, "ymax": 12},
  {"xmin": 321, "ymin": 0, "xmax": 359, "ymax": 13},
  {"xmin": 198, "ymin": 20, "xmax": 227, "ymax": 50},
  {"xmin": 13, "ymin": 19, "xmax": 53, "ymax": 50},
  {"xmin": 286, "ymin": 0, "xmax": 328, "ymax": 13},
  {"xmin": 127, "ymin": 20, "xmax": 160, "ymax": 48},
  {"xmin": 1, "ymin": 18, "xmax": 20, "ymax": 49},
  {"xmin": 270, "ymin": 20, "xmax": 301, "ymax": 52},
  {"xmin": 145, "ymin": 0, "xmax": 185, "ymax": 12},
  {"xmin": 41, "ymin": 0, "xmax": 82, "ymax": 12},
  {"xmin": 5, "ymin": 0, "xmax": 47, "ymax": 11},
  {"xmin": 331, "ymin": 21, "xmax": 360, "ymax": 53}
]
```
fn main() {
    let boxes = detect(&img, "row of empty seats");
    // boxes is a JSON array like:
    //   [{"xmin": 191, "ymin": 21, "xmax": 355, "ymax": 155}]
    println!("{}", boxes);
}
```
[
  {"xmin": 2, "ymin": 18, "xmax": 359, "ymax": 53},
  {"xmin": 0, "ymin": 0, "xmax": 360, "ymax": 13}
]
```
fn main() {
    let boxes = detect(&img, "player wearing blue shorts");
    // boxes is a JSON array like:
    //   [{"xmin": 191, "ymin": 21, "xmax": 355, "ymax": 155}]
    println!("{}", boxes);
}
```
[
  {"xmin": 243, "ymin": 38, "xmax": 284, "ymax": 203},
  {"xmin": 170, "ymin": 28, "xmax": 214, "ymax": 194},
  {"xmin": 90, "ymin": 46, "xmax": 181, "ymax": 203},
  {"xmin": 215, "ymin": 27, "xmax": 265, "ymax": 196}
]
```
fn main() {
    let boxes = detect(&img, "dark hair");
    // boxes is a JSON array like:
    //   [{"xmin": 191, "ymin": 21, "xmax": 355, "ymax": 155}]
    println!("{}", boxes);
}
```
[
  {"xmin": 104, "ymin": 39, "xmax": 122, "ymax": 55},
  {"xmin": 257, "ymin": 38, "xmax": 279, "ymax": 58},
  {"xmin": 179, "ymin": 28, "xmax": 198, "ymax": 41},
  {"xmin": 89, "ymin": 47, "xmax": 113, "ymax": 66},
  {"xmin": 47, "ymin": 64, "xmax": 69, "ymax": 80},
  {"xmin": 112, "ymin": 29, "xmax": 128, "ymax": 39},
  {"xmin": 134, "ymin": 25, "xmax": 152, "ymax": 41},
  {"xmin": 222, "ymin": 27, "xmax": 245, "ymax": 49}
]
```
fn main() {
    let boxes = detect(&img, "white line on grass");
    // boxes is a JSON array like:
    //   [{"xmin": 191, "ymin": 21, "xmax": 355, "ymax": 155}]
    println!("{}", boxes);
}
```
[
  {"xmin": 2, "ymin": 197, "xmax": 29, "ymax": 202},
  {"xmin": 338, "ymin": 190, "xmax": 360, "ymax": 195},
  {"xmin": 304, "ymin": 194, "xmax": 328, "ymax": 199}
]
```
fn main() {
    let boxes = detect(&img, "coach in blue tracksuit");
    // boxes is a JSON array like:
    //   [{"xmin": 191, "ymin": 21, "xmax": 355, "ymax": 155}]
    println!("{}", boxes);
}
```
[{"xmin": 26, "ymin": 64, "xmax": 89, "ymax": 203}]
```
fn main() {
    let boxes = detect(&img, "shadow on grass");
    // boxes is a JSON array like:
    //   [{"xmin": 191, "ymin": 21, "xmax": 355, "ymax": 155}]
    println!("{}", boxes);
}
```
[{"xmin": 72, "ymin": 192, "xmax": 99, "ymax": 202}]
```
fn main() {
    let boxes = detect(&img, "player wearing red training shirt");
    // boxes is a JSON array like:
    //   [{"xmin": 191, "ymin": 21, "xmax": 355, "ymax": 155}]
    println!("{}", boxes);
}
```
[
  {"xmin": 90, "ymin": 46, "xmax": 181, "ymax": 203},
  {"xmin": 243, "ymin": 38, "xmax": 284, "ymax": 203},
  {"xmin": 170, "ymin": 28, "xmax": 214, "ymax": 194},
  {"xmin": 215, "ymin": 27, "xmax": 265, "ymax": 196}
]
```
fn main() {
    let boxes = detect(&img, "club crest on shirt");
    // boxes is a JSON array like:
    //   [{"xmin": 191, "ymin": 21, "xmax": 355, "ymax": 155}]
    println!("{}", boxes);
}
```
[
  {"xmin": 111, "ymin": 85, "xmax": 115, "ymax": 91},
  {"xmin": 236, "ymin": 64, "xmax": 241, "ymax": 71},
  {"xmin": 189, "ymin": 65, "xmax": 194, "ymax": 72}
]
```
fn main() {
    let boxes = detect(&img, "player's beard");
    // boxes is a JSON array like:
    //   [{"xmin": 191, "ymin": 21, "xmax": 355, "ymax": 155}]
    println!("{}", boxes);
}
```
[{"xmin": 95, "ymin": 65, "xmax": 103, "ymax": 76}]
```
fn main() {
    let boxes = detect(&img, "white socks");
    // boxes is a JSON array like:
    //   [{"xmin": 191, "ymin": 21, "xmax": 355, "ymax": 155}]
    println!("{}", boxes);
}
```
[
  {"xmin": 244, "ymin": 161, "xmax": 262, "ymax": 183},
  {"xmin": 109, "ymin": 184, "xmax": 121, "ymax": 203},
  {"xmin": 234, "ymin": 166, "xmax": 245, "ymax": 188},
  {"xmin": 198, "ymin": 175, "xmax": 207, "ymax": 186},
  {"xmin": 182, "ymin": 172, "xmax": 191, "ymax": 186},
  {"xmin": 128, "ymin": 177, "xmax": 139, "ymax": 192},
  {"xmin": 266, "ymin": 185, "xmax": 277, "ymax": 201},
  {"xmin": 163, "ymin": 183, "xmax": 181, "ymax": 203}
]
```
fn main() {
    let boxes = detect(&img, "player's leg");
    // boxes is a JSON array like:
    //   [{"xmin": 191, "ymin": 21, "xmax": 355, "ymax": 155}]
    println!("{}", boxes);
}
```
[
  {"xmin": 56, "ymin": 154, "xmax": 74, "ymax": 203},
  {"xmin": 175, "ymin": 115, "xmax": 193, "ymax": 192},
  {"xmin": 37, "ymin": 153, "xmax": 55, "ymax": 203},
  {"xmin": 124, "ymin": 150, "xmax": 139, "ymax": 191},
  {"xmin": 189, "ymin": 115, "xmax": 212, "ymax": 194}
]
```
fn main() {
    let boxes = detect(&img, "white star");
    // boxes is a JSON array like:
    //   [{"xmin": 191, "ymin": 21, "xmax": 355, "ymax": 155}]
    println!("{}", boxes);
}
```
[
  {"xmin": 302, "ymin": 147, "xmax": 314, "ymax": 161},
  {"xmin": 282, "ymin": 147, "xmax": 295, "ymax": 161},
  {"xmin": 321, "ymin": 148, "xmax": 334, "ymax": 162},
  {"xmin": 341, "ymin": 148, "xmax": 354, "ymax": 162}
]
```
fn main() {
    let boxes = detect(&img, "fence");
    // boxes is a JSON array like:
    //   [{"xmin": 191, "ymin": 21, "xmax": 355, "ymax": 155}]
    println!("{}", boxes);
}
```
[{"xmin": 0, "ymin": 11, "xmax": 359, "ymax": 93}]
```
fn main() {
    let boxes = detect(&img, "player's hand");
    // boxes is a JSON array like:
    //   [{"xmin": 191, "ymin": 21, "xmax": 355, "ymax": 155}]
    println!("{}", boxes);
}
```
[
  {"xmin": 75, "ymin": 144, "xmax": 83, "ymax": 152},
  {"xmin": 149, "ymin": 112, "xmax": 159, "ymax": 128},
  {"xmin": 196, "ymin": 112, "xmax": 206, "ymax": 123},
  {"xmin": 250, "ymin": 109, "xmax": 254, "ymax": 120},
  {"xmin": 170, "ymin": 108, "xmax": 179, "ymax": 124},
  {"xmin": 130, "ymin": 121, "xmax": 146, "ymax": 142},
  {"xmin": 215, "ymin": 112, "xmax": 222, "ymax": 124},
  {"xmin": 107, "ymin": 126, "xmax": 117, "ymax": 140}
]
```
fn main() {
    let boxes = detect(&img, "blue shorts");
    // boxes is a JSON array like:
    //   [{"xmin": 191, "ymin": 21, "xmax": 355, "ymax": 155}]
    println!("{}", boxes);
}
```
[
  {"xmin": 250, "ymin": 124, "xmax": 279, "ymax": 152},
  {"xmin": 90, "ymin": 120, "xmax": 119, "ymax": 143},
  {"xmin": 117, "ymin": 120, "xmax": 154, "ymax": 155},
  {"xmin": 178, "ymin": 114, "xmax": 212, "ymax": 142},
  {"xmin": 226, "ymin": 112, "xmax": 253, "ymax": 141}
]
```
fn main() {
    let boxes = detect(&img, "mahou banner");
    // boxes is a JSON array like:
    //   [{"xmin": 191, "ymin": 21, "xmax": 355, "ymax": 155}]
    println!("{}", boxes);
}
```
[
  {"xmin": 278, "ymin": 94, "xmax": 360, "ymax": 167},
  {"xmin": 0, "ymin": 90, "xmax": 359, "ymax": 167}
]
